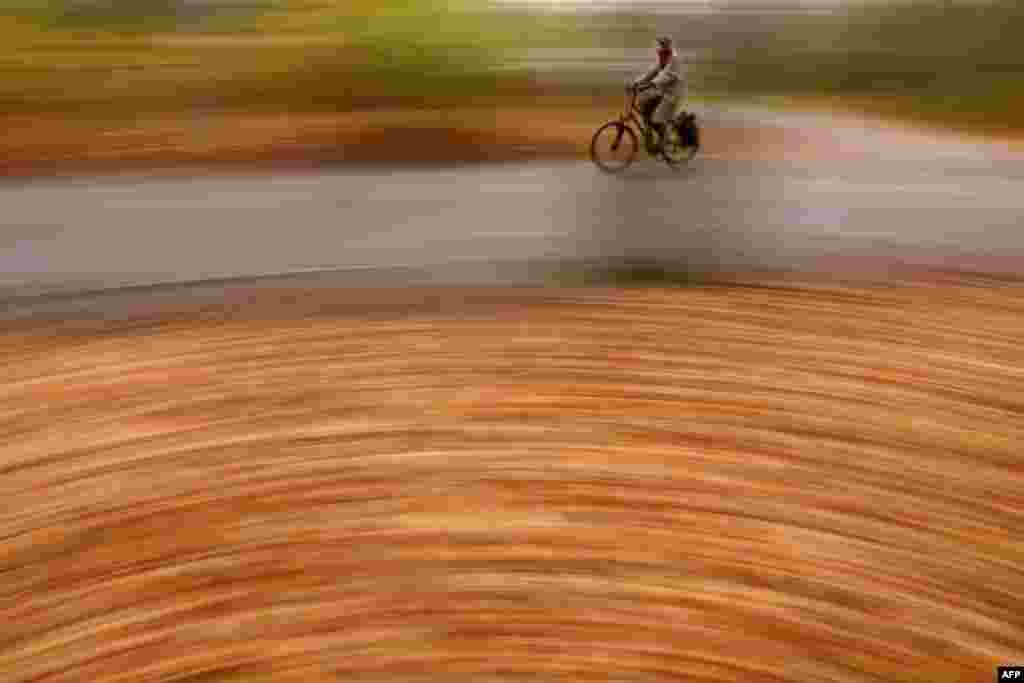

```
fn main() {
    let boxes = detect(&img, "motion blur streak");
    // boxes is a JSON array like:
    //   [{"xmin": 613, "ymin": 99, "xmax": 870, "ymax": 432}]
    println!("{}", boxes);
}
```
[{"xmin": 2, "ymin": 282, "xmax": 1022, "ymax": 682}]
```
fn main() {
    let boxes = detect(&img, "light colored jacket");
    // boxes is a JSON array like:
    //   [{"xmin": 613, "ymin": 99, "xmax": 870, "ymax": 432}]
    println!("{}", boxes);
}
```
[{"xmin": 633, "ymin": 51, "xmax": 687, "ymax": 99}]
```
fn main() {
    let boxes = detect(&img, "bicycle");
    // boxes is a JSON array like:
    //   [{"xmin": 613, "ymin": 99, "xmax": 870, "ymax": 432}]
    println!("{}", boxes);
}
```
[{"xmin": 590, "ymin": 83, "xmax": 700, "ymax": 173}]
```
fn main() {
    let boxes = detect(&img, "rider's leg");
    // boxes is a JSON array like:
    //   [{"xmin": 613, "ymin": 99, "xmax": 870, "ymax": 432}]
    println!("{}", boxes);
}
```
[
  {"xmin": 651, "ymin": 96, "xmax": 677, "ymax": 150},
  {"xmin": 651, "ymin": 121, "xmax": 666, "ymax": 144},
  {"xmin": 671, "ymin": 97, "xmax": 686, "ymax": 129},
  {"xmin": 640, "ymin": 93, "xmax": 661, "ymax": 127}
]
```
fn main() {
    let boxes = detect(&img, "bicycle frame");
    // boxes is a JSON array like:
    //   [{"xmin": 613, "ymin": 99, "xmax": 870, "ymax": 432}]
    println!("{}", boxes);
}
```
[
  {"xmin": 613, "ymin": 86, "xmax": 664, "ymax": 155},
  {"xmin": 619, "ymin": 88, "xmax": 649, "ymax": 137}
]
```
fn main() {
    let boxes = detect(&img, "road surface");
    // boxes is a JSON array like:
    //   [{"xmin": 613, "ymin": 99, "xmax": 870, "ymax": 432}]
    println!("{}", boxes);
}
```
[{"xmin": 2, "ymin": 104, "xmax": 1023, "ymax": 318}]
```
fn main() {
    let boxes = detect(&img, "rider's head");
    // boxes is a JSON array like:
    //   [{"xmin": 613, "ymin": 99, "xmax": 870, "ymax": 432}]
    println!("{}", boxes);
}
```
[{"xmin": 656, "ymin": 36, "xmax": 673, "ymax": 66}]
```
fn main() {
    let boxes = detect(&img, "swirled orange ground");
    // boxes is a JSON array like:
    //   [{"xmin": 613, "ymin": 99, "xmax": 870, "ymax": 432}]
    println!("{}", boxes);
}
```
[{"xmin": 2, "ymin": 281, "xmax": 1023, "ymax": 682}]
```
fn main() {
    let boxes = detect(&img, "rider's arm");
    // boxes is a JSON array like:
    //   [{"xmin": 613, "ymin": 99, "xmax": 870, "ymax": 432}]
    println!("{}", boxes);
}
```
[
  {"xmin": 632, "ymin": 65, "xmax": 660, "ymax": 87},
  {"xmin": 650, "ymin": 60, "xmax": 681, "ymax": 90}
]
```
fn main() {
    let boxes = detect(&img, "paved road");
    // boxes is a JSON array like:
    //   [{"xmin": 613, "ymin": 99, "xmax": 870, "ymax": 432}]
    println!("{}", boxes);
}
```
[{"xmin": 2, "ymin": 105, "xmax": 1023, "ymax": 317}]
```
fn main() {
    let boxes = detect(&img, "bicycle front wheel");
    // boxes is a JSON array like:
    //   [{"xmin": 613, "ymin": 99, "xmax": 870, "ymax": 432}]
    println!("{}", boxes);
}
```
[{"xmin": 590, "ymin": 122, "xmax": 638, "ymax": 174}]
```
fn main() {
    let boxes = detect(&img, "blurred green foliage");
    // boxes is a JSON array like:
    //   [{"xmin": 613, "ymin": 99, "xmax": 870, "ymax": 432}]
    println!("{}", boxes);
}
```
[
  {"xmin": 24, "ymin": 0, "xmax": 204, "ymax": 32},
  {"xmin": 0, "ymin": 1, "xmax": 580, "ymax": 115},
  {"xmin": 713, "ymin": 0, "xmax": 1024, "ymax": 131},
  {"xmin": 9, "ymin": 0, "xmax": 1017, "ymax": 135}
]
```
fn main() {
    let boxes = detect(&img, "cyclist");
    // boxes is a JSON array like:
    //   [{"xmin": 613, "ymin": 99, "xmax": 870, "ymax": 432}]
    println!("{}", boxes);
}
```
[{"xmin": 632, "ymin": 36, "xmax": 687, "ymax": 152}]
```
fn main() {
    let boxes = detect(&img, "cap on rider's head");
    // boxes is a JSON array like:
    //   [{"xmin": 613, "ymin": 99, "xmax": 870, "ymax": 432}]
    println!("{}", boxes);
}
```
[{"xmin": 656, "ymin": 36, "xmax": 673, "ymax": 51}]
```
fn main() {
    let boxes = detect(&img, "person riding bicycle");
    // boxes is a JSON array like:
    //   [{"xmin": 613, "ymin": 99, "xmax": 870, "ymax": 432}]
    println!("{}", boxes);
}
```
[{"xmin": 632, "ymin": 36, "xmax": 687, "ymax": 152}]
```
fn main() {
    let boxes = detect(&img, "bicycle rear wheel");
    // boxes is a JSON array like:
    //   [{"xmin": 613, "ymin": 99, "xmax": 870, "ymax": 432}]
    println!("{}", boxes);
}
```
[
  {"xmin": 663, "ymin": 118, "xmax": 700, "ymax": 169},
  {"xmin": 590, "ymin": 122, "xmax": 638, "ymax": 174}
]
